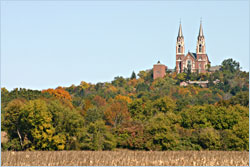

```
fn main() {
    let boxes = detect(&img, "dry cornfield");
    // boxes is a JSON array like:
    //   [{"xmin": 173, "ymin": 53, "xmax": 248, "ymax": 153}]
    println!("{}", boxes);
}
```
[{"xmin": 1, "ymin": 150, "xmax": 249, "ymax": 166}]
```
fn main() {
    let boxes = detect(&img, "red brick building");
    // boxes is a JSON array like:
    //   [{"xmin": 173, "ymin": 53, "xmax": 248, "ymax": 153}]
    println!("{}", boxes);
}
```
[
  {"xmin": 153, "ymin": 61, "xmax": 167, "ymax": 80},
  {"xmin": 176, "ymin": 20, "xmax": 210, "ymax": 73}
]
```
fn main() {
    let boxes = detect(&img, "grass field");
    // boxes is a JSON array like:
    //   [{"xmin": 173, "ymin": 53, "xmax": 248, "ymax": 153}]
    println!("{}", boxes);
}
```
[{"xmin": 1, "ymin": 150, "xmax": 249, "ymax": 166}]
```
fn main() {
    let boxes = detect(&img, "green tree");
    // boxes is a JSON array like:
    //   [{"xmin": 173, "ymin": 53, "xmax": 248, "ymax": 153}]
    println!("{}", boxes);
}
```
[
  {"xmin": 221, "ymin": 58, "xmax": 240, "ymax": 73},
  {"xmin": 180, "ymin": 105, "xmax": 211, "ymax": 129},
  {"xmin": 176, "ymin": 73, "xmax": 187, "ymax": 83},
  {"xmin": 144, "ymin": 113, "xmax": 179, "ymax": 150},
  {"xmin": 47, "ymin": 100, "xmax": 85, "ymax": 150},
  {"xmin": 128, "ymin": 99, "xmax": 147, "ymax": 121},
  {"xmin": 231, "ymin": 118, "xmax": 249, "ymax": 150},
  {"xmin": 112, "ymin": 76, "xmax": 127, "ymax": 87},
  {"xmin": 130, "ymin": 71, "xmax": 136, "ymax": 79},
  {"xmin": 85, "ymin": 107, "xmax": 104, "ymax": 124},
  {"xmin": 221, "ymin": 126, "xmax": 248, "ymax": 151},
  {"xmin": 151, "ymin": 96, "xmax": 176, "ymax": 115},
  {"xmin": 186, "ymin": 63, "xmax": 192, "ymax": 80},
  {"xmin": 80, "ymin": 120, "xmax": 116, "ymax": 150},
  {"xmin": 138, "ymin": 70, "xmax": 153, "ymax": 83},
  {"xmin": 2, "ymin": 99, "xmax": 26, "ymax": 150},
  {"xmin": 229, "ymin": 91, "xmax": 249, "ymax": 107},
  {"xmin": 136, "ymin": 82, "xmax": 149, "ymax": 92},
  {"xmin": 198, "ymin": 127, "xmax": 221, "ymax": 150}
]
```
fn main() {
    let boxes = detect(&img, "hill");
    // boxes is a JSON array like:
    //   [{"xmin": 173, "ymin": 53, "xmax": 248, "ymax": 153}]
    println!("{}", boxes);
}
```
[{"xmin": 1, "ymin": 58, "xmax": 249, "ymax": 151}]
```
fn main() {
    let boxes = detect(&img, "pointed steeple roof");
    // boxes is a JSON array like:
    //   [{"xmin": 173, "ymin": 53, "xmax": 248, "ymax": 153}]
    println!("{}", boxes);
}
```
[
  {"xmin": 178, "ymin": 21, "xmax": 183, "ymax": 37},
  {"xmin": 198, "ymin": 19, "xmax": 204, "ymax": 37}
]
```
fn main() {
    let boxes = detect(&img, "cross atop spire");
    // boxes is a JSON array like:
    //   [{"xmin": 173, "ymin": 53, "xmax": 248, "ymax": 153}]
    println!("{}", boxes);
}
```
[
  {"xmin": 178, "ymin": 20, "xmax": 183, "ymax": 37},
  {"xmin": 198, "ymin": 18, "xmax": 204, "ymax": 37}
]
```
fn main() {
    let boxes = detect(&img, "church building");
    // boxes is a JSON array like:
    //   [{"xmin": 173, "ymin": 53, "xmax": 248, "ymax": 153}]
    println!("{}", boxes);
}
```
[{"xmin": 176, "ymin": 21, "xmax": 210, "ymax": 73}]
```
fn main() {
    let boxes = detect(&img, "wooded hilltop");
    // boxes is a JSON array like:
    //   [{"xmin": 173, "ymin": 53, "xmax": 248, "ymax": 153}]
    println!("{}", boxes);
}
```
[{"xmin": 1, "ymin": 58, "xmax": 249, "ymax": 151}]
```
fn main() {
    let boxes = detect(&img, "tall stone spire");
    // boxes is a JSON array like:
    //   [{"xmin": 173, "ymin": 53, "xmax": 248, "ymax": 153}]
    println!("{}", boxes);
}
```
[
  {"xmin": 178, "ymin": 21, "xmax": 183, "ymax": 37},
  {"xmin": 198, "ymin": 18, "xmax": 204, "ymax": 37},
  {"xmin": 196, "ymin": 18, "xmax": 206, "ymax": 54},
  {"xmin": 176, "ymin": 20, "xmax": 185, "ymax": 73}
]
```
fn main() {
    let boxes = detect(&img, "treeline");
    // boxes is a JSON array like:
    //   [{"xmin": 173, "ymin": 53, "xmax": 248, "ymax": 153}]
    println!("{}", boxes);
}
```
[{"xmin": 1, "ymin": 59, "xmax": 249, "ymax": 151}]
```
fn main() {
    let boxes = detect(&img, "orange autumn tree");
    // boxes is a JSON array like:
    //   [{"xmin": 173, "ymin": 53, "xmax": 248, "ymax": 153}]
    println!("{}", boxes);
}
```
[
  {"xmin": 42, "ymin": 87, "xmax": 72, "ymax": 107},
  {"xmin": 93, "ymin": 95, "xmax": 106, "ymax": 107},
  {"xmin": 104, "ymin": 100, "xmax": 130, "ymax": 127}
]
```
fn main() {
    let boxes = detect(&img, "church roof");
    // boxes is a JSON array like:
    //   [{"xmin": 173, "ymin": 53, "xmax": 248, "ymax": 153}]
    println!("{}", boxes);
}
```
[{"xmin": 189, "ymin": 52, "xmax": 197, "ymax": 59}]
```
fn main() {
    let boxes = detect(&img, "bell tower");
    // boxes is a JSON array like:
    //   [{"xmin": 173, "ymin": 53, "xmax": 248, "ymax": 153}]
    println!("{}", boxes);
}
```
[
  {"xmin": 196, "ymin": 19, "xmax": 206, "ymax": 54},
  {"xmin": 196, "ymin": 19, "xmax": 210, "ymax": 73},
  {"xmin": 176, "ymin": 21, "xmax": 185, "ymax": 73}
]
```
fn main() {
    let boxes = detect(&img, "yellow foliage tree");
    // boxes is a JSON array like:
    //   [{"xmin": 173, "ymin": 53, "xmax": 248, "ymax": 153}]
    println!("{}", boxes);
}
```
[
  {"xmin": 80, "ymin": 81, "xmax": 90, "ymax": 90},
  {"xmin": 115, "ymin": 95, "xmax": 132, "ymax": 104}
]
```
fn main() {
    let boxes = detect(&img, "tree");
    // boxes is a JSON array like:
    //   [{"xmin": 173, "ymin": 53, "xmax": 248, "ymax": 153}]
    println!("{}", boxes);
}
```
[
  {"xmin": 104, "ymin": 100, "xmax": 130, "ymax": 127},
  {"xmin": 151, "ymin": 77, "xmax": 176, "ymax": 95},
  {"xmin": 42, "ymin": 87, "xmax": 72, "ymax": 108},
  {"xmin": 85, "ymin": 107, "xmax": 104, "ymax": 124},
  {"xmin": 115, "ymin": 94, "xmax": 132, "ymax": 104},
  {"xmin": 221, "ymin": 58, "xmax": 240, "ymax": 73},
  {"xmin": 144, "ymin": 113, "xmax": 179, "ymax": 150},
  {"xmin": 151, "ymin": 96, "xmax": 176, "ymax": 115},
  {"xmin": 221, "ymin": 120, "xmax": 249, "ymax": 151},
  {"xmin": 180, "ymin": 105, "xmax": 211, "ymax": 129},
  {"xmin": 136, "ymin": 82, "xmax": 149, "ymax": 92},
  {"xmin": 111, "ymin": 76, "xmax": 127, "ymax": 87},
  {"xmin": 42, "ymin": 87, "xmax": 72, "ymax": 101},
  {"xmin": 128, "ymin": 99, "xmax": 147, "ymax": 121},
  {"xmin": 186, "ymin": 63, "xmax": 192, "ymax": 80},
  {"xmin": 93, "ymin": 95, "xmax": 106, "ymax": 107},
  {"xmin": 206, "ymin": 105, "xmax": 241, "ymax": 130},
  {"xmin": 21, "ymin": 99, "xmax": 64, "ymax": 150},
  {"xmin": 130, "ymin": 71, "xmax": 136, "ymax": 79},
  {"xmin": 1, "ymin": 88, "xmax": 51, "ymax": 110},
  {"xmin": 80, "ymin": 120, "xmax": 116, "ymax": 150},
  {"xmin": 229, "ymin": 91, "xmax": 249, "ymax": 107},
  {"xmin": 2, "ymin": 99, "xmax": 26, "ymax": 150},
  {"xmin": 138, "ymin": 71, "xmax": 147, "ymax": 80},
  {"xmin": 198, "ymin": 127, "xmax": 221, "ymax": 150},
  {"xmin": 47, "ymin": 100, "xmax": 85, "ymax": 150},
  {"xmin": 137, "ymin": 70, "xmax": 153, "ymax": 82},
  {"xmin": 115, "ymin": 120, "xmax": 145, "ymax": 149},
  {"xmin": 231, "ymin": 118, "xmax": 249, "ymax": 150},
  {"xmin": 176, "ymin": 73, "xmax": 187, "ymax": 83}
]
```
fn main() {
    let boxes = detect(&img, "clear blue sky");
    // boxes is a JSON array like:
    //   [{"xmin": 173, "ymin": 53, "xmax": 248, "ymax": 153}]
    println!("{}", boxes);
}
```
[{"xmin": 1, "ymin": 0, "xmax": 249, "ymax": 91}]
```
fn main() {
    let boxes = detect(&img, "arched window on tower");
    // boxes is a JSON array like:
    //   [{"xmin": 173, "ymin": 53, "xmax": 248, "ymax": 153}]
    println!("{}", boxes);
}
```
[
  {"xmin": 178, "ymin": 45, "xmax": 181, "ymax": 53},
  {"xmin": 199, "ymin": 44, "xmax": 202, "ymax": 53}
]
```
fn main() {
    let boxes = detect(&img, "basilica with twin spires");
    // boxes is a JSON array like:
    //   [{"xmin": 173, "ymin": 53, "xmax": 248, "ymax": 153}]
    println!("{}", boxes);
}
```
[
  {"xmin": 153, "ymin": 20, "xmax": 212, "ymax": 80},
  {"xmin": 176, "ymin": 20, "xmax": 210, "ymax": 73}
]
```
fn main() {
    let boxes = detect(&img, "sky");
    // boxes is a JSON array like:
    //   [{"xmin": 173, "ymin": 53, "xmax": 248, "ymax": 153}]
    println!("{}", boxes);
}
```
[{"xmin": 1, "ymin": 0, "xmax": 249, "ymax": 91}]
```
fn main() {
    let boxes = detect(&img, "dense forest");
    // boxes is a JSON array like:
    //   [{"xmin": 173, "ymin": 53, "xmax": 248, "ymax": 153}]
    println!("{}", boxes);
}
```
[{"xmin": 1, "ymin": 58, "xmax": 249, "ymax": 151}]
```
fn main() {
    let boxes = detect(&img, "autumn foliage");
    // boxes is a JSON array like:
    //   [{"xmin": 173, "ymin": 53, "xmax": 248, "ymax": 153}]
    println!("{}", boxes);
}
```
[
  {"xmin": 42, "ymin": 87, "xmax": 72, "ymax": 101},
  {"xmin": 1, "ymin": 59, "xmax": 249, "ymax": 151}
]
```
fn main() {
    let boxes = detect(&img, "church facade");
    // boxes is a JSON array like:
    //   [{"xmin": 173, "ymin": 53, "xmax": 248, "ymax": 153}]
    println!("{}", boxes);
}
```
[{"xmin": 176, "ymin": 21, "xmax": 210, "ymax": 73}]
